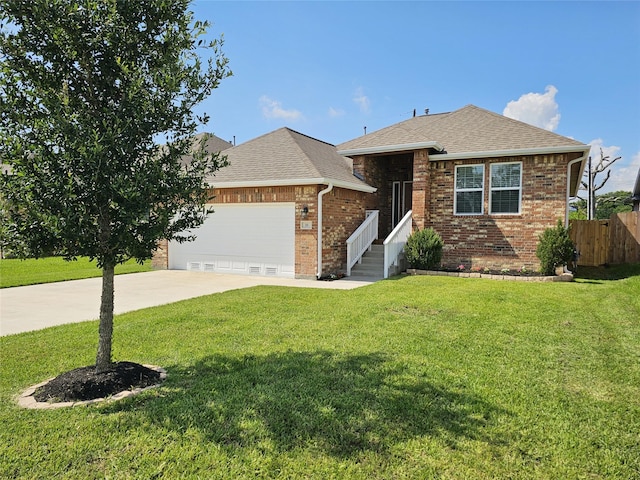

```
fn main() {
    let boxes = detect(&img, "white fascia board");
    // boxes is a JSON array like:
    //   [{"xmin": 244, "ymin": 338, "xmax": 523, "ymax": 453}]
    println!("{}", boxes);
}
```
[
  {"xmin": 337, "ymin": 141, "xmax": 445, "ymax": 157},
  {"xmin": 429, "ymin": 145, "xmax": 591, "ymax": 161},
  {"xmin": 209, "ymin": 177, "xmax": 377, "ymax": 193}
]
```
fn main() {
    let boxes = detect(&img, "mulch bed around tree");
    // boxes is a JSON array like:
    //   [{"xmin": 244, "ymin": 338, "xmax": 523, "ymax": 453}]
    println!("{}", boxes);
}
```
[{"xmin": 33, "ymin": 361, "xmax": 162, "ymax": 403}]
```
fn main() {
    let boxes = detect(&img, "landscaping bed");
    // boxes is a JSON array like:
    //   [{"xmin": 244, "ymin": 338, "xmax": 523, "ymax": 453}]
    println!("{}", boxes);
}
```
[{"xmin": 407, "ymin": 268, "xmax": 574, "ymax": 282}]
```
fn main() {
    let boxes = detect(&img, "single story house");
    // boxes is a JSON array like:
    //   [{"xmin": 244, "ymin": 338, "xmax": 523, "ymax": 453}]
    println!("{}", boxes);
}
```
[{"xmin": 154, "ymin": 104, "xmax": 590, "ymax": 278}]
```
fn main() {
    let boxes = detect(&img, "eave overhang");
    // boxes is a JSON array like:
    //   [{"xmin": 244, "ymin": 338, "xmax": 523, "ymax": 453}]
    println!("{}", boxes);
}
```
[
  {"xmin": 633, "ymin": 168, "xmax": 640, "ymax": 197},
  {"xmin": 429, "ymin": 145, "xmax": 591, "ymax": 161},
  {"xmin": 208, "ymin": 177, "xmax": 377, "ymax": 193},
  {"xmin": 337, "ymin": 141, "xmax": 445, "ymax": 157}
]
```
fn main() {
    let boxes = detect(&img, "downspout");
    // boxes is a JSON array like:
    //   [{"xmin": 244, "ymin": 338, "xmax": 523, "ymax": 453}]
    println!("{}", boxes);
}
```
[
  {"xmin": 317, "ymin": 183, "xmax": 334, "ymax": 279},
  {"xmin": 565, "ymin": 154, "xmax": 587, "ymax": 274}
]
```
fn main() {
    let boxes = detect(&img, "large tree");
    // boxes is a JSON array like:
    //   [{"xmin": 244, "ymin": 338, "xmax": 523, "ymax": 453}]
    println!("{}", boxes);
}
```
[
  {"xmin": 577, "ymin": 148, "xmax": 622, "ymax": 220},
  {"xmin": 0, "ymin": 0, "xmax": 231, "ymax": 372}
]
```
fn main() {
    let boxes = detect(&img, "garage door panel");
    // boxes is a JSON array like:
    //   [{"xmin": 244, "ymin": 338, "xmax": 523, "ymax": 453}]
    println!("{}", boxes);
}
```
[{"xmin": 168, "ymin": 203, "xmax": 295, "ymax": 277}]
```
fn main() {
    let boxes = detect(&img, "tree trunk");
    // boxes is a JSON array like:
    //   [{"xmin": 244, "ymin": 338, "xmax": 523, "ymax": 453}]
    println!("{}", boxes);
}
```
[{"xmin": 96, "ymin": 263, "xmax": 115, "ymax": 373}]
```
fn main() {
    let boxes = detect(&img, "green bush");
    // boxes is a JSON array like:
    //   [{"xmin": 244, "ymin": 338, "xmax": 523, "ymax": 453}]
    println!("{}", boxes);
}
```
[
  {"xmin": 536, "ymin": 220, "xmax": 575, "ymax": 276},
  {"xmin": 405, "ymin": 227, "xmax": 444, "ymax": 270}
]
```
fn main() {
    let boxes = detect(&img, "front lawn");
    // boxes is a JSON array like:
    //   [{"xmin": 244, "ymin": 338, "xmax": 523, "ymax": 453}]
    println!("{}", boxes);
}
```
[
  {"xmin": 1, "ymin": 267, "xmax": 639, "ymax": 478},
  {"xmin": 0, "ymin": 256, "xmax": 152, "ymax": 288}
]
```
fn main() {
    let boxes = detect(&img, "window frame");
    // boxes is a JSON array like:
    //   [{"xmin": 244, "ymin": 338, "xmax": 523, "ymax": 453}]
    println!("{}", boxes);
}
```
[
  {"xmin": 454, "ymin": 164, "xmax": 485, "ymax": 216},
  {"xmin": 489, "ymin": 161, "xmax": 523, "ymax": 215}
]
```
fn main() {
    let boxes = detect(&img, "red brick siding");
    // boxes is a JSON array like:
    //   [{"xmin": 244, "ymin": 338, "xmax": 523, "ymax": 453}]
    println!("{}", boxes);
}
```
[
  {"xmin": 152, "ymin": 239, "xmax": 168, "ymax": 269},
  {"xmin": 321, "ymin": 187, "xmax": 371, "ymax": 275},
  {"xmin": 425, "ymin": 154, "xmax": 570, "ymax": 270}
]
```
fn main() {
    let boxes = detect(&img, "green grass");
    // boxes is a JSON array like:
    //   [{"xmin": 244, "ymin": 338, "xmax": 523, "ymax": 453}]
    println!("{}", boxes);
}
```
[
  {"xmin": 1, "ymin": 265, "xmax": 639, "ymax": 479},
  {"xmin": 0, "ymin": 256, "xmax": 152, "ymax": 288}
]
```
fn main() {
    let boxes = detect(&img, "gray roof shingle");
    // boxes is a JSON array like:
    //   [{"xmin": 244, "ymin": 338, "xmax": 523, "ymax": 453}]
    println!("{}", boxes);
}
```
[
  {"xmin": 337, "ymin": 104, "xmax": 588, "ymax": 156},
  {"xmin": 208, "ymin": 127, "xmax": 374, "ymax": 192}
]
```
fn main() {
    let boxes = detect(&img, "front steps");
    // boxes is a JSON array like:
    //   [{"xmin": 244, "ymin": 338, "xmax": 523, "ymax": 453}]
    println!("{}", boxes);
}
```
[{"xmin": 348, "ymin": 244, "xmax": 384, "ymax": 279}]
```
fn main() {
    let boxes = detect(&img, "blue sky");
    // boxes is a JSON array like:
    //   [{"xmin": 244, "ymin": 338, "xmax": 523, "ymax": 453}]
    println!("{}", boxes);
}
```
[{"xmin": 191, "ymin": 1, "xmax": 640, "ymax": 194}]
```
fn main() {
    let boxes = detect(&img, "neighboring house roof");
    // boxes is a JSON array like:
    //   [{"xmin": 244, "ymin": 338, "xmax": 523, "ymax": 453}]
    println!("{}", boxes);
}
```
[
  {"xmin": 208, "ymin": 127, "xmax": 376, "ymax": 193},
  {"xmin": 195, "ymin": 132, "xmax": 234, "ymax": 153},
  {"xmin": 337, "ymin": 104, "xmax": 589, "ymax": 158}
]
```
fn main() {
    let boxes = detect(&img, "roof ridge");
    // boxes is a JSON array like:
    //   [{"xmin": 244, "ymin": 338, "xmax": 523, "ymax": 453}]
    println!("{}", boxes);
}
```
[
  {"xmin": 283, "ymin": 128, "xmax": 325, "ymax": 178},
  {"xmin": 283, "ymin": 127, "xmax": 336, "ymax": 148}
]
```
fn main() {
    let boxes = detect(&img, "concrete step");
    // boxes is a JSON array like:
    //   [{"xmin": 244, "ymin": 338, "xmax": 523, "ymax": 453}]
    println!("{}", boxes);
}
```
[{"xmin": 350, "ymin": 244, "xmax": 384, "ymax": 278}]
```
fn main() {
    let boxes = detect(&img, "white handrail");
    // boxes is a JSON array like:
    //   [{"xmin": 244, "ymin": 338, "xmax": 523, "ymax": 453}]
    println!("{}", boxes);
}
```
[
  {"xmin": 383, "ymin": 210, "xmax": 412, "ymax": 279},
  {"xmin": 346, "ymin": 210, "xmax": 379, "ymax": 276}
]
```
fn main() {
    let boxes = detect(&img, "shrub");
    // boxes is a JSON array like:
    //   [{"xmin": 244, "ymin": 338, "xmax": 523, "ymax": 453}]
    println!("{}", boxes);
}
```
[
  {"xmin": 405, "ymin": 227, "xmax": 444, "ymax": 270},
  {"xmin": 536, "ymin": 220, "xmax": 575, "ymax": 276}
]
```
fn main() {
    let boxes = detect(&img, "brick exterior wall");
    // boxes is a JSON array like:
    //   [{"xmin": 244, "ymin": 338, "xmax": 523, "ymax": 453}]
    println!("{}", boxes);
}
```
[
  {"xmin": 152, "ymin": 151, "xmax": 577, "ymax": 275},
  {"xmin": 426, "ymin": 154, "xmax": 572, "ymax": 270},
  {"xmin": 152, "ymin": 239, "xmax": 168, "ymax": 269},
  {"xmin": 320, "ymin": 187, "xmax": 371, "ymax": 275}
]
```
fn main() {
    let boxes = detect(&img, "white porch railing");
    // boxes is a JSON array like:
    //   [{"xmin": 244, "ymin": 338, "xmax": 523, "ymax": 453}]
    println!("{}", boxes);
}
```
[
  {"xmin": 346, "ymin": 210, "xmax": 379, "ymax": 276},
  {"xmin": 383, "ymin": 210, "xmax": 412, "ymax": 279}
]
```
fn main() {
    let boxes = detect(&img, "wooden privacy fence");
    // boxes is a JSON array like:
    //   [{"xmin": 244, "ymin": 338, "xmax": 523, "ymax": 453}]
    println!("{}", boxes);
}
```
[{"xmin": 570, "ymin": 212, "xmax": 640, "ymax": 266}]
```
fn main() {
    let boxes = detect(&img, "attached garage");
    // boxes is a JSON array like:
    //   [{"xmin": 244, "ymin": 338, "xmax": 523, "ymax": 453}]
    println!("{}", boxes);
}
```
[{"xmin": 168, "ymin": 203, "xmax": 295, "ymax": 278}]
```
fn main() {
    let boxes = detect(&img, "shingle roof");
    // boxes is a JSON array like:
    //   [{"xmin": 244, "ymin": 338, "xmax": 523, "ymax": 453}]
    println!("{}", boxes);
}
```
[
  {"xmin": 337, "ymin": 104, "xmax": 588, "ymax": 156},
  {"xmin": 208, "ymin": 127, "xmax": 375, "ymax": 192},
  {"xmin": 195, "ymin": 132, "xmax": 234, "ymax": 153}
]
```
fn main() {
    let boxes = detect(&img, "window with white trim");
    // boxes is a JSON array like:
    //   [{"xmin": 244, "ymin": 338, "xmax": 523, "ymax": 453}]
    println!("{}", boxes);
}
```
[
  {"xmin": 455, "ymin": 164, "xmax": 484, "ymax": 215},
  {"xmin": 490, "ymin": 162, "xmax": 522, "ymax": 214}
]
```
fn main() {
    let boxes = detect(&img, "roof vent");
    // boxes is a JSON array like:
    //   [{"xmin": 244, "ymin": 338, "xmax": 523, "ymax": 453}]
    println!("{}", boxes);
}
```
[{"xmin": 425, "ymin": 108, "xmax": 430, "ymax": 115}]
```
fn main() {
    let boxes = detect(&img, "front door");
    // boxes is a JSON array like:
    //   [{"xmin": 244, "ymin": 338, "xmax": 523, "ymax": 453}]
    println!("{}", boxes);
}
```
[{"xmin": 392, "ymin": 181, "xmax": 413, "ymax": 228}]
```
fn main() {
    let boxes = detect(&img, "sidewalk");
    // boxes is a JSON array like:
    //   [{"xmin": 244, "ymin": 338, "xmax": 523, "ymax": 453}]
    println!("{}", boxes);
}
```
[{"xmin": 0, "ymin": 270, "xmax": 377, "ymax": 336}]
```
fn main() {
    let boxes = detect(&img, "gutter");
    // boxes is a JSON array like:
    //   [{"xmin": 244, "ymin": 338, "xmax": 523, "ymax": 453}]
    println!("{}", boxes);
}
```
[
  {"xmin": 430, "ymin": 145, "xmax": 591, "ymax": 161},
  {"xmin": 208, "ymin": 177, "xmax": 376, "ymax": 193},
  {"xmin": 317, "ymin": 183, "xmax": 334, "ymax": 279}
]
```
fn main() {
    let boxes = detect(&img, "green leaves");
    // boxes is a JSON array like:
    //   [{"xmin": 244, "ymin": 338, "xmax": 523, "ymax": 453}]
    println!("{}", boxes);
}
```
[
  {"xmin": 405, "ymin": 227, "xmax": 445, "ymax": 270},
  {"xmin": 0, "ymin": 0, "xmax": 231, "ymax": 266},
  {"xmin": 536, "ymin": 220, "xmax": 575, "ymax": 276}
]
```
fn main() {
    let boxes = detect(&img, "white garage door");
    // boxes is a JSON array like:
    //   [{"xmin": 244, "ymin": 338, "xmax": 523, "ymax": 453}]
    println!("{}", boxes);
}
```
[{"xmin": 168, "ymin": 203, "xmax": 295, "ymax": 278}]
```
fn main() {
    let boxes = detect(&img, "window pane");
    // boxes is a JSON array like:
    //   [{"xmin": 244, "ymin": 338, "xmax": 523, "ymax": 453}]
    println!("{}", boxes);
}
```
[
  {"xmin": 491, "ymin": 163, "xmax": 520, "ymax": 188},
  {"xmin": 456, "ymin": 191, "xmax": 482, "ymax": 214},
  {"xmin": 456, "ymin": 165, "xmax": 483, "ymax": 189},
  {"xmin": 491, "ymin": 190, "xmax": 520, "ymax": 213}
]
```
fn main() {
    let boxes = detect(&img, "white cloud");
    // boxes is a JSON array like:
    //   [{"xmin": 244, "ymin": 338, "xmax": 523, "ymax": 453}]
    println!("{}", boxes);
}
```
[
  {"xmin": 328, "ymin": 107, "xmax": 345, "ymax": 117},
  {"xmin": 259, "ymin": 95, "xmax": 302, "ymax": 121},
  {"xmin": 353, "ymin": 87, "xmax": 371, "ymax": 114},
  {"xmin": 503, "ymin": 85, "xmax": 561, "ymax": 131},
  {"xmin": 588, "ymin": 138, "xmax": 621, "ymax": 165}
]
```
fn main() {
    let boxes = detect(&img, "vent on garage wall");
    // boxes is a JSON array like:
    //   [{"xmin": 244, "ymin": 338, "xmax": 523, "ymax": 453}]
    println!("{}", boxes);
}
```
[{"xmin": 188, "ymin": 262, "xmax": 201, "ymax": 271}]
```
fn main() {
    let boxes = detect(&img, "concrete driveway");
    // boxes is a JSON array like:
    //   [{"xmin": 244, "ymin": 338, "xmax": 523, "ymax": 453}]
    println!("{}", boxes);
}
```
[{"xmin": 0, "ymin": 270, "xmax": 378, "ymax": 337}]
